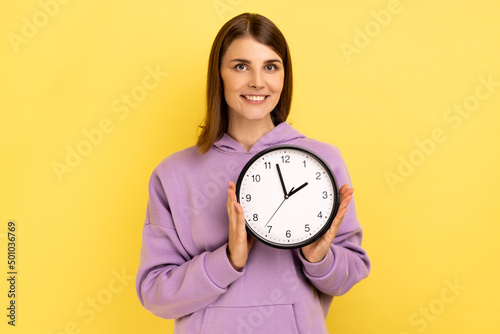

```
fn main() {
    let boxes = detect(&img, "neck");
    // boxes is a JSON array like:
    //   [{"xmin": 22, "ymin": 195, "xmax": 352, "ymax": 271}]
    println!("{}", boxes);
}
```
[{"xmin": 227, "ymin": 116, "xmax": 275, "ymax": 152}]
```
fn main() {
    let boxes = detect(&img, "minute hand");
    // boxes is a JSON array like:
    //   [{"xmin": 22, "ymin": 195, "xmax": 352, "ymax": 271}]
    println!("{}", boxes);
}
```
[
  {"xmin": 287, "ymin": 182, "xmax": 308, "ymax": 197},
  {"xmin": 276, "ymin": 164, "xmax": 288, "ymax": 197}
]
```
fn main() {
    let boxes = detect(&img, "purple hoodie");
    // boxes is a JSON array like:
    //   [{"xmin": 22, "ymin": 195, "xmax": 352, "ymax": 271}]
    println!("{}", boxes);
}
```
[{"xmin": 136, "ymin": 122, "xmax": 370, "ymax": 333}]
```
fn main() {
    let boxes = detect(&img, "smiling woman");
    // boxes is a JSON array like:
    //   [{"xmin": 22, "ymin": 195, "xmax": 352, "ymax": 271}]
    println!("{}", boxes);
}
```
[
  {"xmin": 220, "ymin": 36, "xmax": 285, "ymax": 151},
  {"xmin": 197, "ymin": 13, "xmax": 293, "ymax": 154},
  {"xmin": 136, "ymin": 12, "xmax": 370, "ymax": 334}
]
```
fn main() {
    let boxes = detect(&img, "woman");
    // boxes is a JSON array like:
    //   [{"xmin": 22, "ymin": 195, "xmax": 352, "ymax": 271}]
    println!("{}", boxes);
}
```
[{"xmin": 136, "ymin": 13, "xmax": 370, "ymax": 333}]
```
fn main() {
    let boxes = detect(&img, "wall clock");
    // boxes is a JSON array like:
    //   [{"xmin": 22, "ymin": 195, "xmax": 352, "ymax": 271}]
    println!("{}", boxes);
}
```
[{"xmin": 236, "ymin": 145, "xmax": 339, "ymax": 249}]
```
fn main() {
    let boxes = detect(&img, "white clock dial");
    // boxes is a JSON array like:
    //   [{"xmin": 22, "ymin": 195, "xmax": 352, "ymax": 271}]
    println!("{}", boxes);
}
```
[{"xmin": 236, "ymin": 145, "xmax": 339, "ymax": 249}]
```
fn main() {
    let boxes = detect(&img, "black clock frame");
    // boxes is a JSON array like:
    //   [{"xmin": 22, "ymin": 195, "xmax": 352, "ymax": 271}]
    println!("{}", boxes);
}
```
[{"xmin": 236, "ymin": 144, "xmax": 340, "ymax": 249}]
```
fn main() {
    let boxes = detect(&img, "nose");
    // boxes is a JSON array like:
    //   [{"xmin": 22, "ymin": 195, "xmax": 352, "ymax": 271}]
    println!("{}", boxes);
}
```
[{"xmin": 249, "ymin": 70, "xmax": 265, "ymax": 89}]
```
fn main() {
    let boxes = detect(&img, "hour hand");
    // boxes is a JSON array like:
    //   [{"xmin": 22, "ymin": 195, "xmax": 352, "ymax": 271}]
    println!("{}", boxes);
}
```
[
  {"xmin": 288, "ymin": 182, "xmax": 308, "ymax": 197},
  {"xmin": 276, "ymin": 164, "xmax": 287, "ymax": 197}
]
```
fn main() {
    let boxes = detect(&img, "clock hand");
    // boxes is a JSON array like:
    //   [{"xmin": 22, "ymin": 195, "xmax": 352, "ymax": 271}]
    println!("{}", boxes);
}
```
[
  {"xmin": 265, "ymin": 165, "xmax": 295, "ymax": 228},
  {"xmin": 276, "ymin": 164, "xmax": 288, "ymax": 198},
  {"xmin": 264, "ymin": 198, "xmax": 286, "ymax": 227},
  {"xmin": 263, "ymin": 182, "xmax": 308, "ymax": 228},
  {"xmin": 288, "ymin": 182, "xmax": 309, "ymax": 197}
]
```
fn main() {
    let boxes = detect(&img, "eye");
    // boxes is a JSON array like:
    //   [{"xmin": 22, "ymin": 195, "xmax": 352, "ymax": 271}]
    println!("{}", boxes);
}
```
[
  {"xmin": 235, "ymin": 64, "xmax": 247, "ymax": 71},
  {"xmin": 265, "ymin": 64, "xmax": 276, "ymax": 71}
]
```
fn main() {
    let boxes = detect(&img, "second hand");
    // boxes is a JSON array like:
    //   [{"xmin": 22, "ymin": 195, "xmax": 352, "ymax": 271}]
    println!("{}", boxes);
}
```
[{"xmin": 264, "ymin": 198, "xmax": 286, "ymax": 227}]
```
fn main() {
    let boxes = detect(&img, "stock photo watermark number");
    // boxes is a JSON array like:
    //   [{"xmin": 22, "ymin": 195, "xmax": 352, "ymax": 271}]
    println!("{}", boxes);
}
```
[{"xmin": 6, "ymin": 221, "xmax": 17, "ymax": 326}]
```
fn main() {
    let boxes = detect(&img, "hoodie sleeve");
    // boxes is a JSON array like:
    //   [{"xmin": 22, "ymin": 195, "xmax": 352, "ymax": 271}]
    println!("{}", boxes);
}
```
[
  {"xmin": 298, "ymin": 145, "xmax": 371, "ymax": 296},
  {"xmin": 135, "ymin": 168, "xmax": 244, "ymax": 319}
]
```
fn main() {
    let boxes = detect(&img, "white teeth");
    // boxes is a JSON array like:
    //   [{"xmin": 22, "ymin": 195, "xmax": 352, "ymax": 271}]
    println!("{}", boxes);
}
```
[{"xmin": 244, "ymin": 95, "xmax": 266, "ymax": 101}]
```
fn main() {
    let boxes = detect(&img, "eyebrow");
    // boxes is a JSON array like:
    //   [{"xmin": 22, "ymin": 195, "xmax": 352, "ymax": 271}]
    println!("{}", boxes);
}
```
[{"xmin": 229, "ymin": 58, "xmax": 282, "ymax": 64}]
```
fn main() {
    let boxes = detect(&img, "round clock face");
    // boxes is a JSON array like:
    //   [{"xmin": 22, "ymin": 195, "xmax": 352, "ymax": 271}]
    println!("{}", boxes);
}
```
[{"xmin": 236, "ymin": 145, "xmax": 339, "ymax": 249}]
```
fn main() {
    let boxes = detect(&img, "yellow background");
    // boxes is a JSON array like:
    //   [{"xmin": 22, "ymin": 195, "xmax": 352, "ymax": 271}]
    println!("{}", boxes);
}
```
[{"xmin": 1, "ymin": 0, "xmax": 499, "ymax": 333}]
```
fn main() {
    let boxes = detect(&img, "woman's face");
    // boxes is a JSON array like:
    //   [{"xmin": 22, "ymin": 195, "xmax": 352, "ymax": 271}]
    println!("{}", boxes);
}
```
[{"xmin": 220, "ymin": 36, "xmax": 284, "ymax": 126}]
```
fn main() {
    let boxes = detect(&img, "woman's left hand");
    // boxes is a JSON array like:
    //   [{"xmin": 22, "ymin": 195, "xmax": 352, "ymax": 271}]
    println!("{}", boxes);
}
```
[{"xmin": 301, "ymin": 184, "xmax": 354, "ymax": 263}]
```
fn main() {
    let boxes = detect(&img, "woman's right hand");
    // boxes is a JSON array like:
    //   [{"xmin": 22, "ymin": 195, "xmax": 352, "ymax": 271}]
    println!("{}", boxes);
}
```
[{"xmin": 226, "ymin": 181, "xmax": 254, "ymax": 271}]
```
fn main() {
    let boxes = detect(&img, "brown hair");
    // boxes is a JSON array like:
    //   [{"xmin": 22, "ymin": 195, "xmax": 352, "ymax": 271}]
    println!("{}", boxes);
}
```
[{"xmin": 197, "ymin": 13, "xmax": 293, "ymax": 154}]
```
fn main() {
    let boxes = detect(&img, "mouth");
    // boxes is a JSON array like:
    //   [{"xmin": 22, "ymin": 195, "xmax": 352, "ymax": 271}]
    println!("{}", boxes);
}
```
[{"xmin": 241, "ymin": 95, "xmax": 269, "ymax": 103}]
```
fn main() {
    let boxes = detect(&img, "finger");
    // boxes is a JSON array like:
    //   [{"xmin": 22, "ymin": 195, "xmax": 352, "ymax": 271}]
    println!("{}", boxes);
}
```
[
  {"xmin": 333, "ymin": 205, "xmax": 348, "ymax": 227},
  {"xmin": 228, "ymin": 181, "xmax": 240, "ymax": 208},
  {"xmin": 332, "ymin": 191, "xmax": 351, "ymax": 225},
  {"xmin": 324, "ymin": 209, "xmax": 346, "ymax": 245},
  {"xmin": 339, "ymin": 185, "xmax": 354, "ymax": 201},
  {"xmin": 318, "ymin": 204, "xmax": 348, "ymax": 248},
  {"xmin": 227, "ymin": 182, "xmax": 239, "ymax": 225},
  {"xmin": 234, "ymin": 200, "xmax": 244, "ymax": 215},
  {"xmin": 323, "ymin": 222, "xmax": 340, "ymax": 244},
  {"xmin": 339, "ymin": 184, "xmax": 350, "ymax": 194},
  {"xmin": 340, "ymin": 194, "xmax": 352, "ymax": 209},
  {"xmin": 339, "ymin": 194, "xmax": 352, "ymax": 211},
  {"xmin": 306, "ymin": 187, "xmax": 352, "ymax": 250},
  {"xmin": 227, "ymin": 187, "xmax": 235, "ymax": 211},
  {"xmin": 229, "ymin": 181, "xmax": 239, "ymax": 203},
  {"xmin": 227, "ymin": 182, "xmax": 234, "ymax": 206},
  {"xmin": 234, "ymin": 202, "xmax": 247, "ymax": 231}
]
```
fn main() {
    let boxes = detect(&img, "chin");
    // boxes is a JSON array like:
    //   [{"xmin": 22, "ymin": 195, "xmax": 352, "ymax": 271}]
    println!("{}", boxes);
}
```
[{"xmin": 240, "ymin": 110, "xmax": 274, "ymax": 122}]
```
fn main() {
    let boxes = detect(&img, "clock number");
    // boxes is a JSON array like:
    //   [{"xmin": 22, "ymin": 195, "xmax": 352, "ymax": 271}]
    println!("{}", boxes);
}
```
[
  {"xmin": 252, "ymin": 175, "xmax": 261, "ymax": 182},
  {"xmin": 281, "ymin": 155, "xmax": 290, "ymax": 163},
  {"xmin": 264, "ymin": 162, "xmax": 271, "ymax": 169},
  {"xmin": 267, "ymin": 226, "xmax": 272, "ymax": 233},
  {"xmin": 286, "ymin": 230, "xmax": 291, "ymax": 238},
  {"xmin": 316, "ymin": 172, "xmax": 321, "ymax": 180},
  {"xmin": 253, "ymin": 214, "xmax": 259, "ymax": 221},
  {"xmin": 322, "ymin": 191, "xmax": 328, "ymax": 199},
  {"xmin": 317, "ymin": 211, "xmax": 323, "ymax": 218},
  {"xmin": 305, "ymin": 224, "xmax": 310, "ymax": 232},
  {"xmin": 245, "ymin": 194, "xmax": 251, "ymax": 202},
  {"xmin": 303, "ymin": 160, "xmax": 307, "ymax": 167}
]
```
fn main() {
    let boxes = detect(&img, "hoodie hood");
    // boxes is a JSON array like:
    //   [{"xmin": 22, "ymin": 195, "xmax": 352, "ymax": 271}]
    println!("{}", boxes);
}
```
[{"xmin": 212, "ymin": 122, "xmax": 306, "ymax": 154}]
